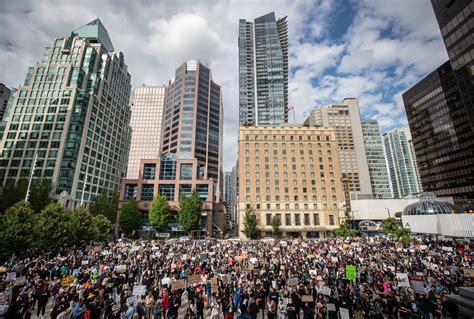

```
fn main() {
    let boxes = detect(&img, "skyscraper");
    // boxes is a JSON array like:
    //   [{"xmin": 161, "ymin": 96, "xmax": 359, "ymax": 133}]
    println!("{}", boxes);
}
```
[
  {"xmin": 0, "ymin": 19, "xmax": 132, "ymax": 208},
  {"xmin": 119, "ymin": 60, "xmax": 225, "ymax": 236},
  {"xmin": 361, "ymin": 119, "xmax": 392, "ymax": 199},
  {"xmin": 127, "ymin": 85, "xmax": 166, "ymax": 179},
  {"xmin": 238, "ymin": 12, "xmax": 288, "ymax": 125},
  {"xmin": 402, "ymin": 0, "xmax": 473, "ymax": 209},
  {"xmin": 0, "ymin": 83, "xmax": 11, "ymax": 121},
  {"xmin": 383, "ymin": 128, "xmax": 423, "ymax": 198},
  {"xmin": 304, "ymin": 98, "xmax": 373, "ymax": 199}
]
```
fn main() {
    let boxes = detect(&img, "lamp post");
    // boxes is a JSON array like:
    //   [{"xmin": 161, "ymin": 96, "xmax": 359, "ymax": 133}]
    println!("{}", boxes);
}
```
[
  {"xmin": 25, "ymin": 152, "xmax": 39, "ymax": 203},
  {"xmin": 385, "ymin": 207, "xmax": 391, "ymax": 219}
]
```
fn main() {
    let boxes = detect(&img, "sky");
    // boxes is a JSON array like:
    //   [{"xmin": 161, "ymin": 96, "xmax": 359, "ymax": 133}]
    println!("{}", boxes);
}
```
[{"xmin": 0, "ymin": 0, "xmax": 448, "ymax": 171}]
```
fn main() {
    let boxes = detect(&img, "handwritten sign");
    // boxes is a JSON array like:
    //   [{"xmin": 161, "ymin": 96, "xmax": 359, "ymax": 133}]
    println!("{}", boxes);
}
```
[
  {"xmin": 126, "ymin": 296, "xmax": 136, "ymax": 305},
  {"xmin": 188, "ymin": 274, "xmax": 202, "ymax": 285},
  {"xmin": 132, "ymin": 285, "xmax": 146, "ymax": 296},
  {"xmin": 301, "ymin": 295, "xmax": 313, "ymax": 302},
  {"xmin": 5, "ymin": 272, "xmax": 16, "ymax": 281},
  {"xmin": 340, "ymin": 308, "xmax": 350, "ymax": 319},
  {"xmin": 463, "ymin": 269, "xmax": 474, "ymax": 277},
  {"xmin": 317, "ymin": 286, "xmax": 331, "ymax": 296},
  {"xmin": 171, "ymin": 279, "xmax": 186, "ymax": 291},
  {"xmin": 161, "ymin": 277, "xmax": 171, "ymax": 286},
  {"xmin": 287, "ymin": 277, "xmax": 298, "ymax": 286},
  {"xmin": 396, "ymin": 273, "xmax": 410, "ymax": 287},
  {"xmin": 61, "ymin": 276, "xmax": 76, "ymax": 287}
]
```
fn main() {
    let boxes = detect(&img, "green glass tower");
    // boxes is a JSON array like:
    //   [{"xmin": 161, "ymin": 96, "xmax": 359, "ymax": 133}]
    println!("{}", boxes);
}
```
[{"xmin": 0, "ymin": 19, "xmax": 132, "ymax": 208}]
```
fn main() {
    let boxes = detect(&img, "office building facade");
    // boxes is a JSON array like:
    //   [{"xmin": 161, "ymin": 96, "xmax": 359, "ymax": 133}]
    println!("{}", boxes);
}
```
[
  {"xmin": 361, "ymin": 119, "xmax": 392, "ymax": 198},
  {"xmin": 0, "ymin": 83, "xmax": 11, "ymax": 122},
  {"xmin": 119, "ymin": 60, "xmax": 225, "ymax": 236},
  {"xmin": 237, "ymin": 125, "xmax": 345, "ymax": 239},
  {"xmin": 238, "ymin": 12, "xmax": 288, "ymax": 125},
  {"xmin": 127, "ymin": 85, "xmax": 166, "ymax": 179},
  {"xmin": 0, "ymin": 19, "xmax": 132, "ymax": 208},
  {"xmin": 402, "ymin": 0, "xmax": 473, "ymax": 209},
  {"xmin": 383, "ymin": 128, "xmax": 423, "ymax": 198},
  {"xmin": 304, "ymin": 98, "xmax": 373, "ymax": 199}
]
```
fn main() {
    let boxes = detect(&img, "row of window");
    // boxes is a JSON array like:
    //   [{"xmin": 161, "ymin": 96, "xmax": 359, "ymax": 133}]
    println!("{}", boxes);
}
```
[{"xmin": 265, "ymin": 213, "xmax": 336, "ymax": 226}]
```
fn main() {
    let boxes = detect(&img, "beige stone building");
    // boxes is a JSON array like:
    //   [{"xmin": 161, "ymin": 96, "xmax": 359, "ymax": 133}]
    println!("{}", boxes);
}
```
[{"xmin": 237, "ymin": 125, "xmax": 345, "ymax": 238}]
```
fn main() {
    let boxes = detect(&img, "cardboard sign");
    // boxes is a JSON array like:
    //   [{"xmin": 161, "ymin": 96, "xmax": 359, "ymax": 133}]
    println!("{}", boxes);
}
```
[
  {"xmin": 340, "ymin": 308, "xmax": 350, "ymax": 319},
  {"xmin": 287, "ymin": 277, "xmax": 298, "ymax": 286},
  {"xmin": 61, "ymin": 276, "xmax": 76, "ymax": 287},
  {"xmin": 317, "ymin": 286, "xmax": 331, "ymax": 296},
  {"xmin": 463, "ymin": 269, "xmax": 474, "ymax": 277},
  {"xmin": 396, "ymin": 273, "xmax": 410, "ymax": 287},
  {"xmin": 301, "ymin": 295, "xmax": 313, "ymax": 302},
  {"xmin": 116, "ymin": 265, "xmax": 127, "ymax": 273},
  {"xmin": 345, "ymin": 265, "xmax": 357, "ymax": 280},
  {"xmin": 132, "ymin": 285, "xmax": 146, "ymax": 296},
  {"xmin": 211, "ymin": 278, "xmax": 219, "ymax": 291},
  {"xmin": 5, "ymin": 272, "xmax": 16, "ymax": 281},
  {"xmin": 188, "ymin": 274, "xmax": 202, "ymax": 285},
  {"xmin": 171, "ymin": 279, "xmax": 186, "ymax": 291}
]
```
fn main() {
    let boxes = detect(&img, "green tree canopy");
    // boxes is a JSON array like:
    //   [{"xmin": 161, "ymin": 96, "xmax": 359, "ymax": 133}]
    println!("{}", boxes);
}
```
[
  {"xmin": 271, "ymin": 215, "xmax": 281, "ymax": 237},
  {"xmin": 381, "ymin": 217, "xmax": 411, "ymax": 245},
  {"xmin": 242, "ymin": 207, "xmax": 258, "ymax": 239},
  {"xmin": 178, "ymin": 189, "xmax": 203, "ymax": 235},
  {"xmin": 29, "ymin": 179, "xmax": 53, "ymax": 213},
  {"xmin": 68, "ymin": 207, "xmax": 98, "ymax": 245},
  {"xmin": 333, "ymin": 221, "xmax": 358, "ymax": 237},
  {"xmin": 0, "ymin": 180, "xmax": 28, "ymax": 214},
  {"xmin": 0, "ymin": 202, "xmax": 36, "ymax": 255},
  {"xmin": 381, "ymin": 218, "xmax": 399, "ymax": 236},
  {"xmin": 119, "ymin": 200, "xmax": 142, "ymax": 236},
  {"xmin": 36, "ymin": 203, "xmax": 71, "ymax": 250},
  {"xmin": 149, "ymin": 195, "xmax": 170, "ymax": 232},
  {"xmin": 90, "ymin": 189, "xmax": 119, "ymax": 223},
  {"xmin": 93, "ymin": 214, "xmax": 112, "ymax": 241}
]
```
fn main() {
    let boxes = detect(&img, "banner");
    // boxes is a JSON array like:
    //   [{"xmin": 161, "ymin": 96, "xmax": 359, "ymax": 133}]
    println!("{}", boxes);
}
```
[{"xmin": 345, "ymin": 265, "xmax": 357, "ymax": 280}]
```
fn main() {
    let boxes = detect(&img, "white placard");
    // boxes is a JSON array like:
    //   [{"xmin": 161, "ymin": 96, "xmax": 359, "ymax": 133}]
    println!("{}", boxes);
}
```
[
  {"xmin": 317, "ymin": 286, "xmax": 331, "ymax": 296},
  {"xmin": 161, "ymin": 277, "xmax": 171, "ymax": 286},
  {"xmin": 340, "ymin": 308, "xmax": 350, "ymax": 319},
  {"xmin": 327, "ymin": 303, "xmax": 336, "ymax": 312},
  {"xmin": 5, "ymin": 272, "xmax": 16, "ymax": 281},
  {"xmin": 132, "ymin": 285, "xmax": 147, "ymax": 296},
  {"xmin": 287, "ymin": 277, "xmax": 298, "ymax": 286},
  {"xmin": 441, "ymin": 246, "xmax": 453, "ymax": 252},
  {"xmin": 396, "ymin": 273, "xmax": 410, "ymax": 287}
]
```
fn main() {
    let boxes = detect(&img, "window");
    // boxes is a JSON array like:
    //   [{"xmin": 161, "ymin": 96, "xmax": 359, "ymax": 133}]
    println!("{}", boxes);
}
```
[
  {"xmin": 158, "ymin": 184, "xmax": 174, "ymax": 200},
  {"xmin": 180, "ymin": 164, "xmax": 193, "ymax": 180},
  {"xmin": 285, "ymin": 214, "xmax": 291, "ymax": 225},
  {"xmin": 160, "ymin": 153, "xmax": 177, "ymax": 180},
  {"xmin": 329, "ymin": 215, "xmax": 335, "ymax": 225},
  {"xmin": 295, "ymin": 214, "xmax": 301, "ymax": 226},
  {"xmin": 143, "ymin": 164, "xmax": 156, "ymax": 180},
  {"xmin": 304, "ymin": 214, "xmax": 310, "ymax": 225},
  {"xmin": 179, "ymin": 184, "xmax": 192, "ymax": 198},
  {"xmin": 266, "ymin": 214, "xmax": 272, "ymax": 226},
  {"xmin": 141, "ymin": 184, "xmax": 154, "ymax": 201},
  {"xmin": 314, "ymin": 214, "xmax": 320, "ymax": 225},
  {"xmin": 124, "ymin": 184, "xmax": 137, "ymax": 200}
]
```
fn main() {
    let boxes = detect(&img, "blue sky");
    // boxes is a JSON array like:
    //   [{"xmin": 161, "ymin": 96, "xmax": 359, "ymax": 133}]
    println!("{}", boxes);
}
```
[{"xmin": 0, "ymin": 0, "xmax": 448, "ymax": 170}]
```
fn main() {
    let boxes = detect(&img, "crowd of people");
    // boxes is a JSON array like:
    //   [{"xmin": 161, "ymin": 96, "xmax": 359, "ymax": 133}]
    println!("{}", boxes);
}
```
[{"xmin": 0, "ymin": 235, "xmax": 472, "ymax": 319}]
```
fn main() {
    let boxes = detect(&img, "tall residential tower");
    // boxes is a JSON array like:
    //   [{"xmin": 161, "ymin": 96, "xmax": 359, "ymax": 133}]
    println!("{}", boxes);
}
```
[
  {"xmin": 238, "ymin": 12, "xmax": 288, "ymax": 125},
  {"xmin": 0, "ymin": 19, "xmax": 132, "ymax": 208}
]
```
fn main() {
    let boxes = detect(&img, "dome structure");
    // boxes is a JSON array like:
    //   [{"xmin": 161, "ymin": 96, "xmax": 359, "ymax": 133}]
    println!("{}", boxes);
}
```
[{"xmin": 403, "ymin": 192, "xmax": 464, "ymax": 216}]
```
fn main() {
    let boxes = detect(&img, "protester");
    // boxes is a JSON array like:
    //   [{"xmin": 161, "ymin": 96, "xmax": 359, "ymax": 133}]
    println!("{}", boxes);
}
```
[{"xmin": 0, "ymin": 236, "xmax": 472, "ymax": 318}]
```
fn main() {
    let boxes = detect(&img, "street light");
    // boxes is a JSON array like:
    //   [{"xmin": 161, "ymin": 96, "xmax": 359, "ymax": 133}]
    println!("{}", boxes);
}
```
[{"xmin": 385, "ymin": 207, "xmax": 391, "ymax": 219}]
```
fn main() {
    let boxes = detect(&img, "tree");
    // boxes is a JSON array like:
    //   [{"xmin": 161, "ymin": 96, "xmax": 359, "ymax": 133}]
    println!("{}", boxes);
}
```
[
  {"xmin": 93, "ymin": 214, "xmax": 112, "ymax": 241},
  {"xmin": 0, "ymin": 180, "xmax": 28, "ymax": 214},
  {"xmin": 381, "ymin": 218, "xmax": 399, "ymax": 237},
  {"xmin": 90, "ymin": 189, "xmax": 119, "ymax": 223},
  {"xmin": 178, "ymin": 189, "xmax": 202, "ymax": 235},
  {"xmin": 381, "ymin": 217, "xmax": 411, "ymax": 245},
  {"xmin": 242, "ymin": 207, "xmax": 258, "ymax": 239},
  {"xmin": 333, "ymin": 222, "xmax": 358, "ymax": 237},
  {"xmin": 35, "ymin": 203, "xmax": 71, "ymax": 250},
  {"xmin": 149, "ymin": 195, "xmax": 170, "ymax": 231},
  {"xmin": 29, "ymin": 179, "xmax": 53, "ymax": 213},
  {"xmin": 271, "ymin": 215, "xmax": 281, "ymax": 237},
  {"xmin": 0, "ymin": 202, "xmax": 36, "ymax": 255},
  {"xmin": 68, "ymin": 207, "xmax": 98, "ymax": 244},
  {"xmin": 119, "ymin": 200, "xmax": 142, "ymax": 236}
]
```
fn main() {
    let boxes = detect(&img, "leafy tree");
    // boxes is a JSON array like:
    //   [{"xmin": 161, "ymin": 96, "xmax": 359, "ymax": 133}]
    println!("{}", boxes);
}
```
[
  {"xmin": 397, "ymin": 227, "xmax": 412, "ymax": 246},
  {"xmin": 381, "ymin": 217, "xmax": 411, "ymax": 245},
  {"xmin": 90, "ymin": 189, "xmax": 119, "ymax": 223},
  {"xmin": 381, "ymin": 218, "xmax": 399, "ymax": 237},
  {"xmin": 29, "ymin": 179, "xmax": 53, "ymax": 213},
  {"xmin": 271, "ymin": 215, "xmax": 281, "ymax": 237},
  {"xmin": 178, "ymin": 189, "xmax": 202, "ymax": 235},
  {"xmin": 35, "ymin": 203, "xmax": 71, "ymax": 250},
  {"xmin": 68, "ymin": 207, "xmax": 98, "ymax": 244},
  {"xmin": 242, "ymin": 207, "xmax": 258, "ymax": 239},
  {"xmin": 119, "ymin": 200, "xmax": 142, "ymax": 236},
  {"xmin": 0, "ymin": 179, "xmax": 28, "ymax": 214},
  {"xmin": 149, "ymin": 195, "xmax": 170, "ymax": 231},
  {"xmin": 93, "ymin": 214, "xmax": 112, "ymax": 241},
  {"xmin": 0, "ymin": 202, "xmax": 36, "ymax": 255},
  {"xmin": 333, "ymin": 221, "xmax": 358, "ymax": 237}
]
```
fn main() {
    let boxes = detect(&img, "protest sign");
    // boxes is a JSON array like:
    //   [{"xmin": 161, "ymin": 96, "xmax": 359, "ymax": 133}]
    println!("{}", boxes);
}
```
[
  {"xmin": 464, "ymin": 269, "xmax": 474, "ymax": 277},
  {"xmin": 61, "ymin": 276, "xmax": 75, "ymax": 287},
  {"xmin": 161, "ymin": 277, "xmax": 171, "ymax": 286},
  {"xmin": 340, "ymin": 308, "xmax": 350, "ymax": 319},
  {"xmin": 115, "ymin": 265, "xmax": 127, "ymax": 273},
  {"xmin": 317, "ymin": 286, "xmax": 331, "ymax": 296},
  {"xmin": 126, "ymin": 296, "xmax": 136, "ymax": 305},
  {"xmin": 171, "ymin": 279, "xmax": 186, "ymax": 291},
  {"xmin": 132, "ymin": 285, "xmax": 146, "ymax": 296},
  {"xmin": 396, "ymin": 273, "xmax": 410, "ymax": 287},
  {"xmin": 211, "ymin": 278, "xmax": 219, "ymax": 291},
  {"xmin": 301, "ymin": 295, "xmax": 313, "ymax": 302},
  {"xmin": 345, "ymin": 265, "xmax": 357, "ymax": 280},
  {"xmin": 5, "ymin": 272, "xmax": 16, "ymax": 281},
  {"xmin": 188, "ymin": 274, "xmax": 202, "ymax": 285},
  {"xmin": 326, "ymin": 303, "xmax": 336, "ymax": 312},
  {"xmin": 287, "ymin": 277, "xmax": 298, "ymax": 286},
  {"xmin": 410, "ymin": 276, "xmax": 426, "ymax": 294},
  {"xmin": 441, "ymin": 246, "xmax": 453, "ymax": 252}
]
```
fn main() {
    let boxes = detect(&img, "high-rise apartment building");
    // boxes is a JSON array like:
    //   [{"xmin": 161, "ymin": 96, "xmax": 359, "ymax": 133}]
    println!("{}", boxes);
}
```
[
  {"xmin": 0, "ymin": 19, "xmax": 132, "ymax": 208},
  {"xmin": 361, "ymin": 119, "xmax": 392, "ymax": 199},
  {"xmin": 223, "ymin": 168, "xmax": 237, "ymax": 228},
  {"xmin": 238, "ymin": 12, "xmax": 288, "ymax": 125},
  {"xmin": 237, "ymin": 125, "xmax": 344, "ymax": 239},
  {"xmin": 402, "ymin": 0, "xmax": 473, "ymax": 209},
  {"xmin": 304, "ymin": 98, "xmax": 373, "ymax": 199},
  {"xmin": 383, "ymin": 128, "xmax": 423, "ymax": 198},
  {"xmin": 0, "ymin": 83, "xmax": 11, "ymax": 121},
  {"xmin": 127, "ymin": 85, "xmax": 166, "ymax": 179},
  {"xmin": 119, "ymin": 60, "xmax": 225, "ymax": 237}
]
